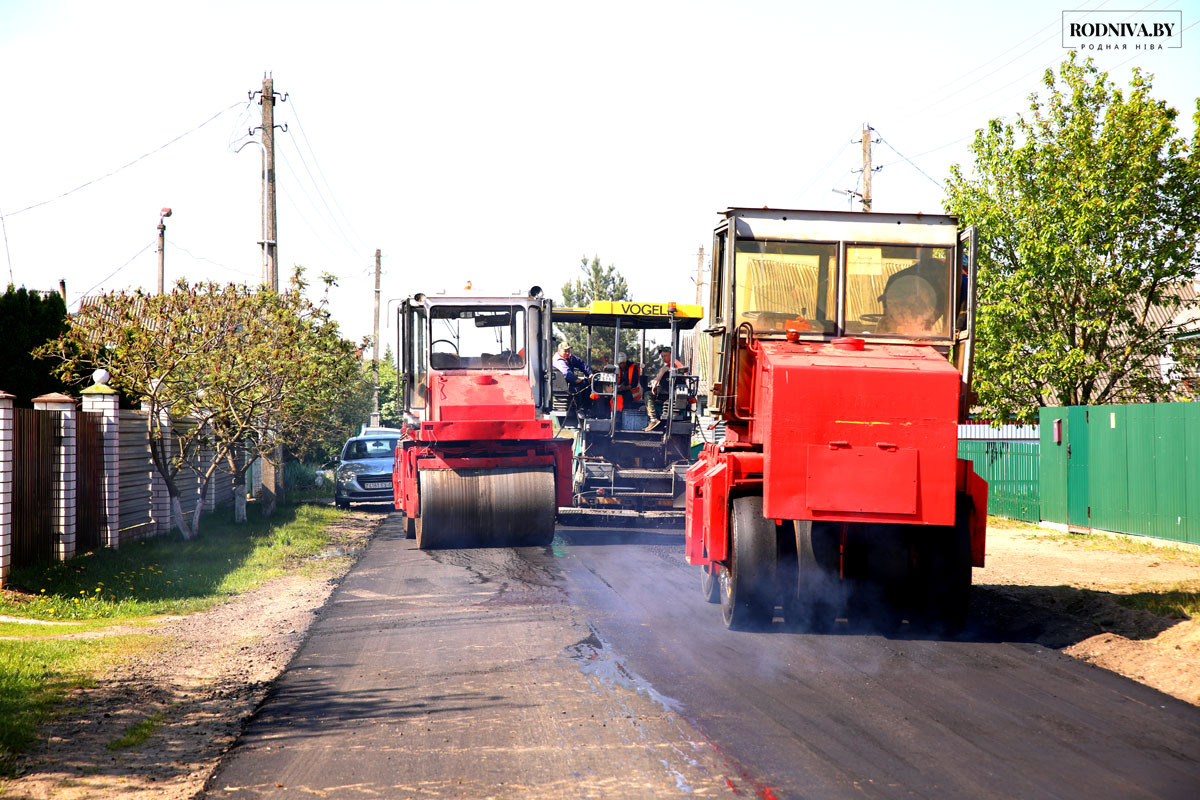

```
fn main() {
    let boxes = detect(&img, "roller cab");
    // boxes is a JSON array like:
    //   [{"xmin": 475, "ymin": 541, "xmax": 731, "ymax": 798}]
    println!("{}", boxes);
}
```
[
  {"xmin": 393, "ymin": 291, "xmax": 571, "ymax": 548},
  {"xmin": 687, "ymin": 208, "xmax": 989, "ymax": 633}
]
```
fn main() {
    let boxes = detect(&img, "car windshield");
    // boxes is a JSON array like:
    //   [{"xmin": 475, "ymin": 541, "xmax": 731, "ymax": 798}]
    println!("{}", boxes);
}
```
[{"xmin": 342, "ymin": 438, "xmax": 399, "ymax": 461}]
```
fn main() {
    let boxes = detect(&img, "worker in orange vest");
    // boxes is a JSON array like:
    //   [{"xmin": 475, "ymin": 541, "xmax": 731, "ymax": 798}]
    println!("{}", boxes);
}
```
[{"xmin": 615, "ymin": 352, "xmax": 642, "ymax": 410}]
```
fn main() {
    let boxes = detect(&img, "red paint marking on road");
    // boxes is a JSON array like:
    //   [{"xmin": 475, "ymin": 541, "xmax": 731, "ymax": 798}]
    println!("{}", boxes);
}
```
[{"xmin": 703, "ymin": 734, "xmax": 780, "ymax": 799}]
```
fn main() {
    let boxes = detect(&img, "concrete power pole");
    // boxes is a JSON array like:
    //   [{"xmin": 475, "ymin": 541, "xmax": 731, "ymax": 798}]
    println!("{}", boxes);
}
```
[
  {"xmin": 861, "ymin": 123, "xmax": 874, "ymax": 212},
  {"xmin": 694, "ymin": 246, "xmax": 705, "ymax": 306},
  {"xmin": 371, "ymin": 249, "xmax": 381, "ymax": 427},
  {"xmin": 261, "ymin": 76, "xmax": 279, "ymax": 290},
  {"xmin": 256, "ymin": 75, "xmax": 285, "ymax": 515}
]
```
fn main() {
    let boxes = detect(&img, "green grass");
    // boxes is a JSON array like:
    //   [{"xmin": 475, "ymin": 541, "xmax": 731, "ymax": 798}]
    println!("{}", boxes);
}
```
[
  {"xmin": 0, "ymin": 501, "xmax": 350, "ymax": 774},
  {"xmin": 1020, "ymin": 531, "xmax": 1200, "ymax": 564},
  {"xmin": 0, "ymin": 502, "xmax": 343, "ymax": 621},
  {"xmin": 0, "ymin": 636, "xmax": 140, "ymax": 774},
  {"xmin": 1113, "ymin": 581, "xmax": 1200, "ymax": 619},
  {"xmin": 107, "ymin": 712, "xmax": 167, "ymax": 751},
  {"xmin": 988, "ymin": 516, "xmax": 1200, "ymax": 565}
]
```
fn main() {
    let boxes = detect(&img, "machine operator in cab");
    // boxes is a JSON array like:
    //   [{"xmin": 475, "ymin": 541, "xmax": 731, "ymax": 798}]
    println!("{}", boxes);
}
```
[
  {"xmin": 554, "ymin": 341, "xmax": 592, "ymax": 416},
  {"xmin": 645, "ymin": 344, "xmax": 687, "ymax": 430}
]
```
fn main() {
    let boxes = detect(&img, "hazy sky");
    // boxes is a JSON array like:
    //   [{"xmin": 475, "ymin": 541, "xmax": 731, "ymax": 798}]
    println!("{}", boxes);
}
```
[{"xmin": 1, "ymin": 0, "xmax": 1196, "ymax": 347}]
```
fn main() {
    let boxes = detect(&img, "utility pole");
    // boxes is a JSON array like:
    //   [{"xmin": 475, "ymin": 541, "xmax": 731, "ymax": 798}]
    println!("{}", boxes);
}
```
[
  {"xmin": 261, "ymin": 76, "xmax": 279, "ymax": 290},
  {"xmin": 694, "ymin": 246, "xmax": 705, "ymax": 306},
  {"xmin": 156, "ymin": 207, "xmax": 172, "ymax": 294},
  {"xmin": 250, "ymin": 74, "xmax": 287, "ymax": 516},
  {"xmin": 861, "ymin": 123, "xmax": 874, "ymax": 212},
  {"xmin": 371, "ymin": 249, "xmax": 382, "ymax": 428}
]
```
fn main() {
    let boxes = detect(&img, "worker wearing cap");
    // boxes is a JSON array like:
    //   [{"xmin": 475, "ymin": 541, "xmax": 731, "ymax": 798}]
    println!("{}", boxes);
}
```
[
  {"xmin": 645, "ymin": 345, "xmax": 686, "ymax": 430},
  {"xmin": 615, "ymin": 351, "xmax": 642, "ymax": 409},
  {"xmin": 554, "ymin": 342, "xmax": 592, "ymax": 416},
  {"xmin": 554, "ymin": 342, "xmax": 591, "ymax": 383}
]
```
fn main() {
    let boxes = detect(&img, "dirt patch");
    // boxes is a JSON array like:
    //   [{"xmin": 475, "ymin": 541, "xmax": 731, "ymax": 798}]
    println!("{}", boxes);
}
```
[
  {"xmin": 976, "ymin": 520, "xmax": 1200, "ymax": 706},
  {"xmin": 2, "ymin": 514, "xmax": 1198, "ymax": 798}
]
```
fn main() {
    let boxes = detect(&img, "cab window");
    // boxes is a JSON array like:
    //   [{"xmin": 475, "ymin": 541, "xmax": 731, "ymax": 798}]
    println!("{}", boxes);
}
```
[
  {"xmin": 733, "ymin": 240, "xmax": 836, "ymax": 334},
  {"xmin": 845, "ymin": 245, "xmax": 953, "ymax": 337}
]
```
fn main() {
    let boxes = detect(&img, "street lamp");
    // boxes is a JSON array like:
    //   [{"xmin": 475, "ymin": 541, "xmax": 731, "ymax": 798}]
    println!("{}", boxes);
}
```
[{"xmin": 157, "ymin": 207, "xmax": 172, "ymax": 294}]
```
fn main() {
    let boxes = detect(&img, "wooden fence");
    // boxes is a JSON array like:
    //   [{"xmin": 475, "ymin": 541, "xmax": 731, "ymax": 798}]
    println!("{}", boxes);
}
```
[
  {"xmin": 0, "ymin": 392, "xmax": 246, "ymax": 584},
  {"xmin": 12, "ymin": 409, "xmax": 57, "ymax": 566}
]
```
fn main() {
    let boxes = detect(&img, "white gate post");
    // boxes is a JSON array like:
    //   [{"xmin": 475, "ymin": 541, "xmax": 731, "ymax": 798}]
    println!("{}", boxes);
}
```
[{"xmin": 81, "ymin": 380, "xmax": 121, "ymax": 549}]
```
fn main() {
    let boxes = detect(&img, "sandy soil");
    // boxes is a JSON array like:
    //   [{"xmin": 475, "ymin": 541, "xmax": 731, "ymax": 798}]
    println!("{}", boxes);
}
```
[
  {"xmin": 975, "ymin": 519, "xmax": 1200, "ymax": 707},
  {"xmin": 1, "ymin": 514, "xmax": 1197, "ymax": 799}
]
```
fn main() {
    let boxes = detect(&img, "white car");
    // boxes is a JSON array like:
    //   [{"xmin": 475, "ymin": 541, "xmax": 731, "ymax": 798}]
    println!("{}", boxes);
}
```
[{"xmin": 334, "ymin": 432, "xmax": 401, "ymax": 508}]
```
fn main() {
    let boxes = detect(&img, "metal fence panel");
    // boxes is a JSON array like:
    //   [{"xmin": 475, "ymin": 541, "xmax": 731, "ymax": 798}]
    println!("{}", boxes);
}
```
[
  {"xmin": 1124, "ymin": 407, "xmax": 1159, "ymax": 539},
  {"xmin": 957, "ymin": 440, "xmax": 1040, "ymax": 522},
  {"xmin": 1152, "ymin": 403, "xmax": 1190, "ymax": 543},
  {"xmin": 1187, "ymin": 408, "xmax": 1200, "ymax": 546},
  {"xmin": 1088, "ymin": 405, "xmax": 1129, "ymax": 535},
  {"xmin": 118, "ymin": 409, "xmax": 155, "ymax": 539},
  {"xmin": 1041, "ymin": 402, "xmax": 1198, "ymax": 544},
  {"xmin": 1038, "ymin": 407, "xmax": 1068, "ymax": 525}
]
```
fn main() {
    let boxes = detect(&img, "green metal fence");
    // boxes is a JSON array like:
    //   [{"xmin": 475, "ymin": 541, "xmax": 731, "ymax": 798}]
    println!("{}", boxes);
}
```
[
  {"xmin": 1039, "ymin": 403, "xmax": 1200, "ymax": 545},
  {"xmin": 957, "ymin": 440, "xmax": 1041, "ymax": 522}
]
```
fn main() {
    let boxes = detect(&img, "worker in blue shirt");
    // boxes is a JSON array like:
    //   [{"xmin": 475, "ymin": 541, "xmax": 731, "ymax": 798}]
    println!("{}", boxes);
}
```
[{"xmin": 554, "ymin": 342, "xmax": 592, "ymax": 416}]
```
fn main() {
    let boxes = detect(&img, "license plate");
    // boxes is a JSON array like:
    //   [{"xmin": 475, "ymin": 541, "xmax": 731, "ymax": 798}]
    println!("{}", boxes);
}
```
[{"xmin": 362, "ymin": 481, "xmax": 389, "ymax": 490}]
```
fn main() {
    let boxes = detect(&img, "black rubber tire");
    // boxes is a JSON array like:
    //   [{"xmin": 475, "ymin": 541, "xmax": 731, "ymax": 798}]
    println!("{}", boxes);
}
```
[
  {"xmin": 720, "ymin": 496, "xmax": 777, "ymax": 630},
  {"xmin": 912, "ymin": 498, "xmax": 973, "ymax": 636},
  {"xmin": 845, "ymin": 524, "xmax": 906, "ymax": 634},
  {"xmin": 700, "ymin": 565, "xmax": 721, "ymax": 603},
  {"xmin": 785, "ymin": 520, "xmax": 841, "ymax": 632},
  {"xmin": 405, "ymin": 515, "xmax": 416, "ymax": 539},
  {"xmin": 335, "ymin": 498, "xmax": 350, "ymax": 510}
]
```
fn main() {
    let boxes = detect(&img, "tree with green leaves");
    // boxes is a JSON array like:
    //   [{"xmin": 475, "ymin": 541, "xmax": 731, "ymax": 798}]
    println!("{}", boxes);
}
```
[
  {"xmin": 946, "ymin": 54, "xmax": 1200, "ymax": 423},
  {"xmin": 40, "ymin": 270, "xmax": 365, "ymax": 536},
  {"xmin": 378, "ymin": 344, "xmax": 402, "ymax": 428},
  {"xmin": 557, "ymin": 255, "xmax": 636, "ymax": 364},
  {"xmin": 0, "ymin": 285, "xmax": 69, "ymax": 405}
]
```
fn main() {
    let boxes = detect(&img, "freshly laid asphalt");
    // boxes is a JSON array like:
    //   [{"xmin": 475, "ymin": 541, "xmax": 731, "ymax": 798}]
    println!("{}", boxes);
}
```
[{"xmin": 203, "ymin": 514, "xmax": 1200, "ymax": 799}]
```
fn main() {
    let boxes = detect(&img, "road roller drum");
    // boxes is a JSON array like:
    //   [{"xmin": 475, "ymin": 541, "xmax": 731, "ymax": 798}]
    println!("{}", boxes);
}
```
[{"xmin": 415, "ymin": 466, "xmax": 557, "ymax": 549}]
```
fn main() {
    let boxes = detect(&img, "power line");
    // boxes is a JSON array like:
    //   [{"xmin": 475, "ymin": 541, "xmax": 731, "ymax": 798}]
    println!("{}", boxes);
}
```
[
  {"xmin": 920, "ymin": 0, "xmax": 1112, "ymax": 113},
  {"xmin": 798, "ymin": 140, "xmax": 853, "ymax": 199},
  {"xmin": 875, "ymin": 133, "xmax": 977, "ymax": 170},
  {"xmin": 275, "ymin": 147, "xmax": 343, "ymax": 263},
  {"xmin": 2, "ymin": 102, "xmax": 243, "ymax": 220},
  {"xmin": 1, "ymin": 207, "xmax": 12, "ymax": 286},
  {"xmin": 928, "ymin": 0, "xmax": 1183, "ymax": 116},
  {"xmin": 287, "ymin": 97, "xmax": 365, "ymax": 250},
  {"xmin": 278, "ymin": 116, "xmax": 362, "ymax": 257},
  {"xmin": 167, "ymin": 242, "xmax": 259, "ymax": 279},
  {"xmin": 73, "ymin": 240, "xmax": 156, "ymax": 307},
  {"xmin": 875, "ymin": 133, "xmax": 945, "ymax": 190}
]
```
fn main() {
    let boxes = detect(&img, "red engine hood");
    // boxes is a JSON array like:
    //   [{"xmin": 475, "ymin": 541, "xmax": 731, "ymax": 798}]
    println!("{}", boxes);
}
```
[
  {"xmin": 417, "ymin": 372, "xmax": 552, "ymax": 442},
  {"xmin": 755, "ymin": 340, "xmax": 960, "ymax": 525}
]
